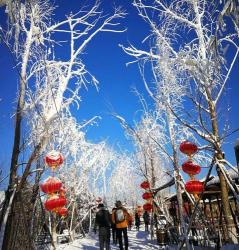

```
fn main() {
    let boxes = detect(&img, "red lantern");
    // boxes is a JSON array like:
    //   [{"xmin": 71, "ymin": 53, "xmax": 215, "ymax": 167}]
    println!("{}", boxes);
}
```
[
  {"xmin": 179, "ymin": 141, "xmax": 198, "ymax": 156},
  {"xmin": 40, "ymin": 177, "xmax": 62, "ymax": 195},
  {"xmin": 140, "ymin": 181, "xmax": 150, "ymax": 189},
  {"xmin": 45, "ymin": 150, "xmax": 64, "ymax": 169},
  {"xmin": 143, "ymin": 203, "xmax": 153, "ymax": 211},
  {"xmin": 44, "ymin": 195, "xmax": 67, "ymax": 211},
  {"xmin": 142, "ymin": 192, "xmax": 153, "ymax": 200},
  {"xmin": 182, "ymin": 161, "xmax": 201, "ymax": 176},
  {"xmin": 57, "ymin": 207, "xmax": 68, "ymax": 217},
  {"xmin": 185, "ymin": 180, "xmax": 204, "ymax": 194}
]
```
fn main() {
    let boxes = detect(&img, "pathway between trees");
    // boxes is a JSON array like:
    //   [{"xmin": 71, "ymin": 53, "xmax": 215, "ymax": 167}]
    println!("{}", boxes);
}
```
[
  {"xmin": 57, "ymin": 229, "xmax": 159, "ymax": 249},
  {"xmin": 56, "ymin": 230, "xmax": 239, "ymax": 250}
]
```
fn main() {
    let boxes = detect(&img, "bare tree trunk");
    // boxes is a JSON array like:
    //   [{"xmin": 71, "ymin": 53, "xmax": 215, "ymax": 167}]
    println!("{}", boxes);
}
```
[
  {"xmin": 89, "ymin": 208, "xmax": 92, "ymax": 233},
  {"xmin": 0, "ymin": 84, "xmax": 26, "ymax": 249},
  {"xmin": 70, "ymin": 199, "xmax": 76, "ymax": 240},
  {"xmin": 150, "ymin": 155, "xmax": 156, "ymax": 240},
  {"xmin": 0, "ymin": 189, "xmax": 16, "ymax": 249},
  {"xmin": 51, "ymin": 214, "xmax": 57, "ymax": 250},
  {"xmin": 209, "ymin": 99, "xmax": 234, "ymax": 243},
  {"xmin": 216, "ymin": 153, "xmax": 235, "ymax": 243},
  {"xmin": 0, "ymin": 18, "xmax": 33, "ymax": 247},
  {"xmin": 2, "ymin": 187, "xmax": 36, "ymax": 250},
  {"xmin": 174, "ymin": 167, "xmax": 190, "ymax": 249},
  {"xmin": 167, "ymin": 107, "xmax": 190, "ymax": 249}
]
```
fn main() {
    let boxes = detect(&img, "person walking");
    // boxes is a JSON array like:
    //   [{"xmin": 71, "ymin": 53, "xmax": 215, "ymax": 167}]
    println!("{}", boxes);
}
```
[
  {"xmin": 111, "ymin": 207, "xmax": 117, "ymax": 244},
  {"xmin": 143, "ymin": 210, "xmax": 150, "ymax": 232},
  {"xmin": 128, "ymin": 213, "xmax": 133, "ymax": 231},
  {"xmin": 112, "ymin": 200, "xmax": 130, "ymax": 250},
  {"xmin": 135, "ymin": 212, "xmax": 140, "ymax": 231},
  {"xmin": 94, "ymin": 203, "xmax": 111, "ymax": 250}
]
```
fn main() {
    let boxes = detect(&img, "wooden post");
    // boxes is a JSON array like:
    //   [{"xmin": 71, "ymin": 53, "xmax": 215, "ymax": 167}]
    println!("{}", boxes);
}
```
[
  {"xmin": 89, "ymin": 208, "xmax": 92, "ymax": 233},
  {"xmin": 70, "ymin": 200, "xmax": 75, "ymax": 240},
  {"xmin": 51, "ymin": 213, "xmax": 56, "ymax": 250},
  {"xmin": 174, "ymin": 171, "xmax": 191, "ymax": 249},
  {"xmin": 217, "ymin": 196, "xmax": 227, "ymax": 244}
]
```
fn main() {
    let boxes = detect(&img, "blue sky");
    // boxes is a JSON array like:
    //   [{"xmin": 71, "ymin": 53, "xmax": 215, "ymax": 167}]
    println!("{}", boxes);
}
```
[
  {"xmin": 0, "ymin": 0, "xmax": 239, "ymax": 181},
  {"xmin": 0, "ymin": 1, "xmax": 150, "ymax": 175}
]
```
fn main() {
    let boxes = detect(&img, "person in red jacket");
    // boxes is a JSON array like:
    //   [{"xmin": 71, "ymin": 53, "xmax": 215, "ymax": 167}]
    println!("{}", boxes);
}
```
[
  {"xmin": 112, "ymin": 201, "xmax": 130, "ymax": 250},
  {"xmin": 111, "ymin": 207, "xmax": 117, "ymax": 244},
  {"xmin": 128, "ymin": 213, "xmax": 133, "ymax": 231}
]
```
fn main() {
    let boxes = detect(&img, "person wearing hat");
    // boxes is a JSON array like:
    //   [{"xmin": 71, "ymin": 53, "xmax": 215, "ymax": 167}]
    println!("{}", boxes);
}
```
[
  {"xmin": 94, "ymin": 203, "xmax": 111, "ymax": 250},
  {"xmin": 112, "ymin": 200, "xmax": 130, "ymax": 250}
]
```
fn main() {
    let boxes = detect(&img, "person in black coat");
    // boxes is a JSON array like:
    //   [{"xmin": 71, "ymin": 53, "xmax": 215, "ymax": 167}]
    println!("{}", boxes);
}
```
[
  {"xmin": 143, "ymin": 211, "xmax": 150, "ymax": 232},
  {"xmin": 94, "ymin": 203, "xmax": 111, "ymax": 250},
  {"xmin": 135, "ymin": 212, "xmax": 140, "ymax": 231}
]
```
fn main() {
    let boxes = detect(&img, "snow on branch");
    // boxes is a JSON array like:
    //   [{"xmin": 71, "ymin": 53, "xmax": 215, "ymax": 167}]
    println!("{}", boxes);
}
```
[
  {"xmin": 7, "ymin": 0, "xmax": 127, "ymax": 147},
  {"xmin": 1, "ymin": 0, "xmax": 126, "ymax": 195},
  {"xmin": 123, "ymin": 1, "xmax": 238, "ymax": 164}
]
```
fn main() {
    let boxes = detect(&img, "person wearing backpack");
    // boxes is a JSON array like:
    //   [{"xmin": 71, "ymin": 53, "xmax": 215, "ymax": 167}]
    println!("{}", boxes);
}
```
[
  {"xmin": 94, "ymin": 203, "xmax": 111, "ymax": 250},
  {"xmin": 112, "ymin": 200, "xmax": 130, "ymax": 250}
]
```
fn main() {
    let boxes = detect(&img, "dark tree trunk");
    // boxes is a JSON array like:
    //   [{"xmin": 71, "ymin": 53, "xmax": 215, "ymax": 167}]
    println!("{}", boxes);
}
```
[{"xmin": 2, "ymin": 187, "xmax": 35, "ymax": 250}]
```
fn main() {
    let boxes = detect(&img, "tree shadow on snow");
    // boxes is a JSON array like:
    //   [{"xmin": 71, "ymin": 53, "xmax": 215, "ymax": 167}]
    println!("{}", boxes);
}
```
[
  {"xmin": 129, "ymin": 231, "xmax": 158, "ymax": 249},
  {"xmin": 81, "ymin": 240, "xmax": 99, "ymax": 249},
  {"xmin": 67, "ymin": 239, "xmax": 99, "ymax": 249},
  {"xmin": 136, "ymin": 231, "xmax": 149, "ymax": 239},
  {"xmin": 82, "ymin": 245, "xmax": 98, "ymax": 250}
]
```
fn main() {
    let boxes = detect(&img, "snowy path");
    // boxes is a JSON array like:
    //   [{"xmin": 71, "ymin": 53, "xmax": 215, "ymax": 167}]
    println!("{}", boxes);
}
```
[
  {"xmin": 57, "ymin": 229, "xmax": 159, "ymax": 249},
  {"xmin": 56, "ymin": 230, "xmax": 239, "ymax": 250}
]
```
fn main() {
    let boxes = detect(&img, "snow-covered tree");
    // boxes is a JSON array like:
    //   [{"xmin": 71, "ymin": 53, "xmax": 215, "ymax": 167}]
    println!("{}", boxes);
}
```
[
  {"xmin": 115, "ymin": 94, "xmax": 170, "ymax": 186},
  {"xmin": 121, "ymin": 0, "xmax": 239, "ymax": 244},
  {"xmin": 53, "ymin": 123, "xmax": 117, "ymax": 238},
  {"xmin": 108, "ymin": 152, "xmax": 141, "ymax": 208},
  {"xmin": 0, "ymin": 0, "xmax": 125, "ymax": 248}
]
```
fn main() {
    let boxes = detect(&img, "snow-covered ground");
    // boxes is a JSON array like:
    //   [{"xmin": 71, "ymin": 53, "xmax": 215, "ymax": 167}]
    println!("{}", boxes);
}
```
[
  {"xmin": 57, "ymin": 229, "xmax": 159, "ymax": 250},
  {"xmin": 56, "ymin": 228, "xmax": 239, "ymax": 250}
]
